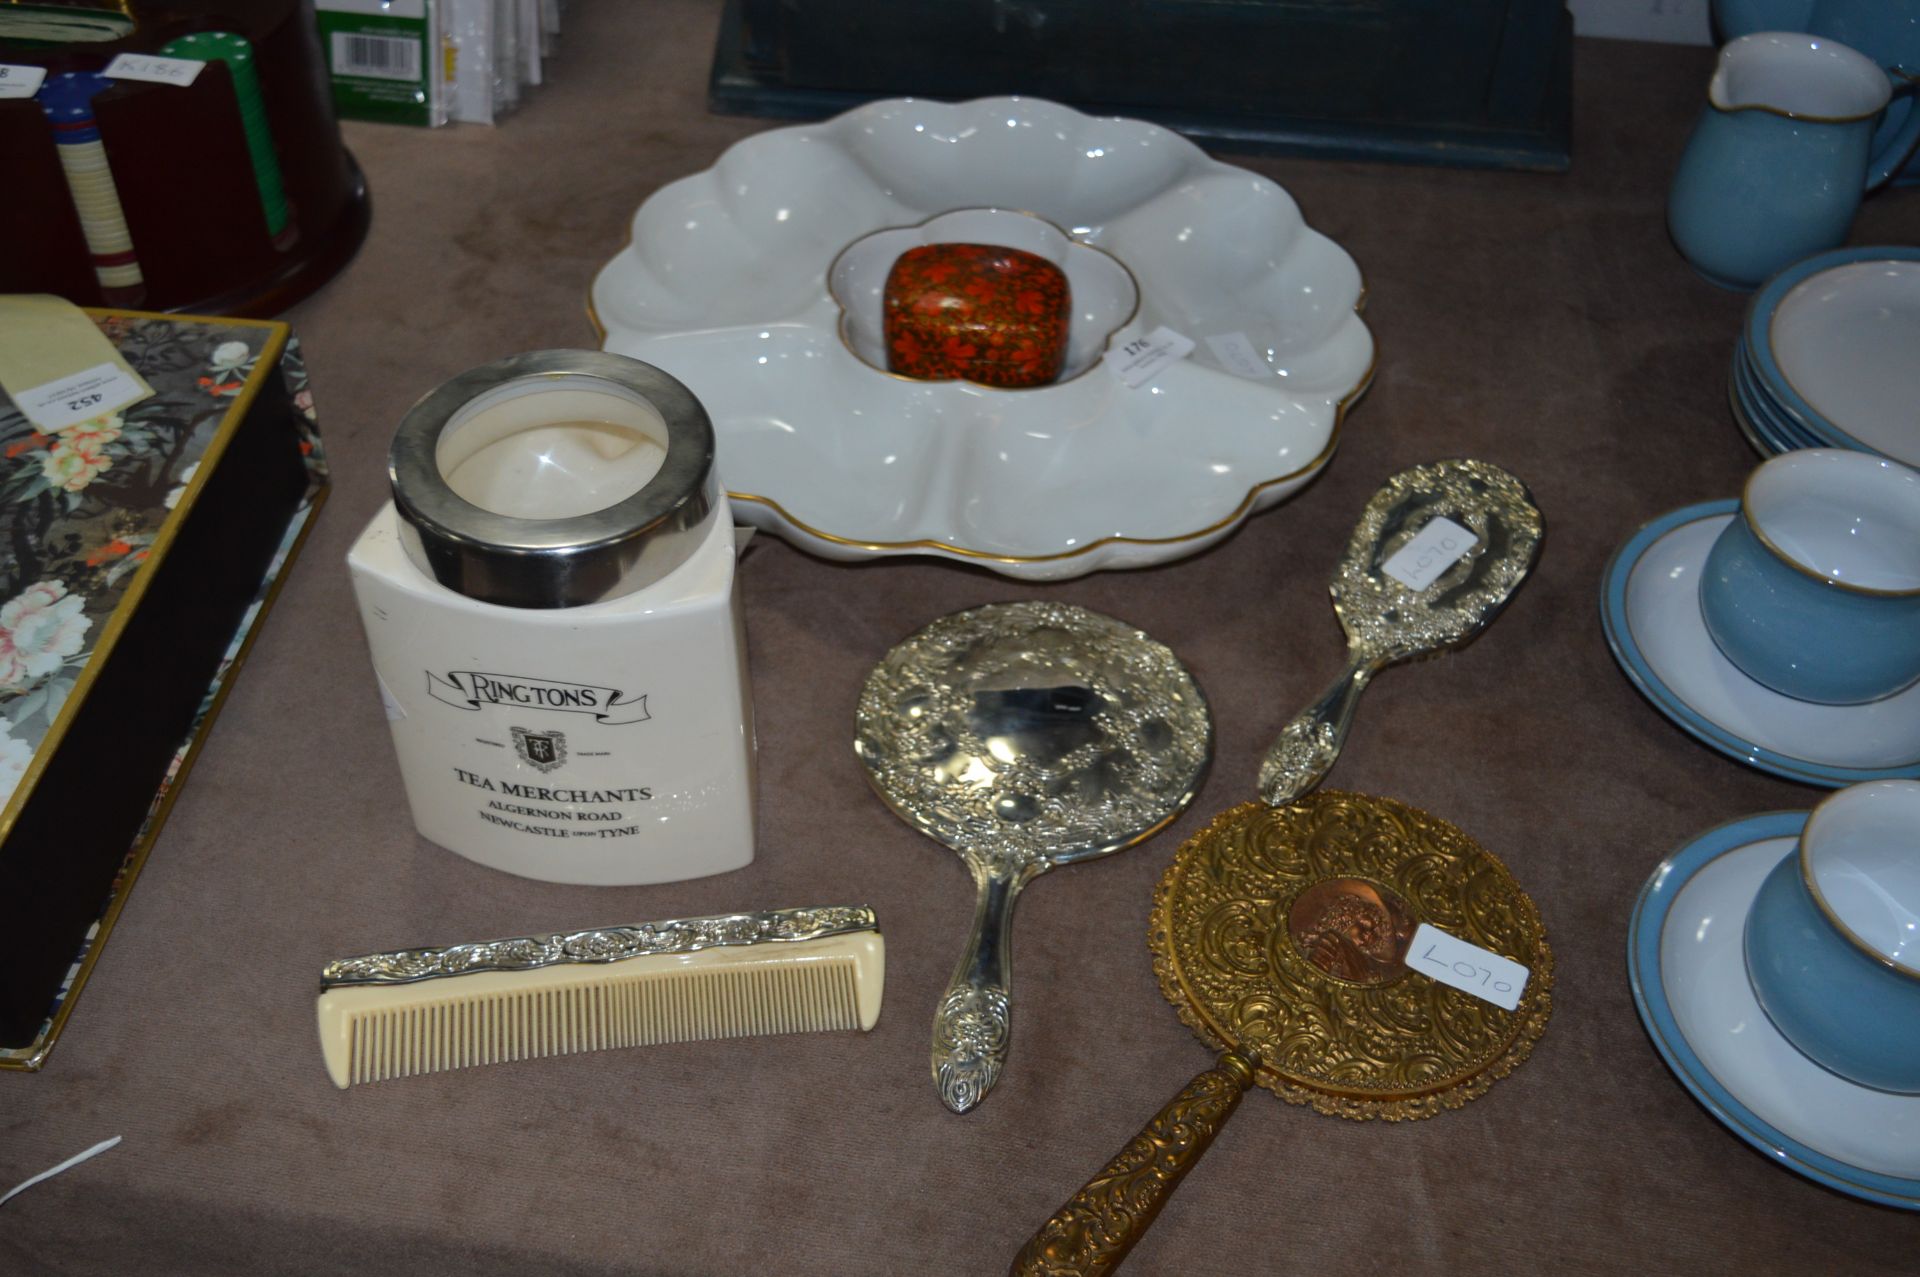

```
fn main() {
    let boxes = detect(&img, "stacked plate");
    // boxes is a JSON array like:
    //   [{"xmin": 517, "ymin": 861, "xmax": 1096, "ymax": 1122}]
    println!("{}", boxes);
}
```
[{"xmin": 1731, "ymin": 247, "xmax": 1920, "ymax": 465}]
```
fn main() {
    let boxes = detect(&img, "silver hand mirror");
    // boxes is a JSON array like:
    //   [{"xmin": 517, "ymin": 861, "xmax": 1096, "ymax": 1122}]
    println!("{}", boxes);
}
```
[
  {"xmin": 1257, "ymin": 459, "xmax": 1543, "ymax": 806},
  {"xmin": 855, "ymin": 601, "xmax": 1213, "ymax": 1114}
]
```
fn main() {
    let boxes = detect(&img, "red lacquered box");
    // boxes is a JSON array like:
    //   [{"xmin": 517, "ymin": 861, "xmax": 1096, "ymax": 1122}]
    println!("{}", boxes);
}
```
[{"xmin": 882, "ymin": 242, "xmax": 1071, "ymax": 389}]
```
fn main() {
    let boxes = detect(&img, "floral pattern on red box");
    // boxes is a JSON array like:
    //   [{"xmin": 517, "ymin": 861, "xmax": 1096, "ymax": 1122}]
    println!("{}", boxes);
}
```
[{"xmin": 883, "ymin": 242, "xmax": 1071, "ymax": 389}]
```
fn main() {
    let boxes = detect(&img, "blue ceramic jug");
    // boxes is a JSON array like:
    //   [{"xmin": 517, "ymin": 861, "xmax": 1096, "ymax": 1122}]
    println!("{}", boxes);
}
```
[
  {"xmin": 1716, "ymin": 0, "xmax": 1920, "ymax": 184},
  {"xmin": 1669, "ymin": 34, "xmax": 1920, "ymax": 290},
  {"xmin": 1713, "ymin": 0, "xmax": 1815, "ymax": 40},
  {"xmin": 1808, "ymin": 0, "xmax": 1920, "ymax": 72},
  {"xmin": 1809, "ymin": 1, "xmax": 1920, "ymax": 183}
]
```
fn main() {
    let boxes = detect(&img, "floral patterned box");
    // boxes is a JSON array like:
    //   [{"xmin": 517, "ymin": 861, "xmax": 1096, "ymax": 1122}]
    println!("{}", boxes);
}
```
[{"xmin": 0, "ymin": 310, "xmax": 326, "ymax": 1070}]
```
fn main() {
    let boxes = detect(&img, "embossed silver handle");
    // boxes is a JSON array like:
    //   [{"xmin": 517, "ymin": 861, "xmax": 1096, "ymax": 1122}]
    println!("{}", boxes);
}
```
[
  {"xmin": 1257, "ymin": 653, "xmax": 1381, "ymax": 806},
  {"xmin": 932, "ymin": 864, "xmax": 1034, "ymax": 1113}
]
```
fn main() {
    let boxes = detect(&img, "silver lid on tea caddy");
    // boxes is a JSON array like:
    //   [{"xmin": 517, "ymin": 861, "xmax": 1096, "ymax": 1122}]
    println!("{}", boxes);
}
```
[{"xmin": 388, "ymin": 350, "xmax": 717, "ymax": 609}]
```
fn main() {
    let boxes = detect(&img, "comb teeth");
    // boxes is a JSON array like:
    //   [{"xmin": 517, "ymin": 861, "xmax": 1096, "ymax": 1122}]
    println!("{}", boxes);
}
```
[
  {"xmin": 317, "ymin": 930, "xmax": 885, "ymax": 1088},
  {"xmin": 344, "ymin": 962, "xmax": 860, "ymax": 1085}
]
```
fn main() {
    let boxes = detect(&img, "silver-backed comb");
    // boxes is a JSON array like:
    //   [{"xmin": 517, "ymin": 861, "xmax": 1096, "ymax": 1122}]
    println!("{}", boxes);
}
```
[{"xmin": 315, "ymin": 906, "xmax": 884, "ymax": 1087}]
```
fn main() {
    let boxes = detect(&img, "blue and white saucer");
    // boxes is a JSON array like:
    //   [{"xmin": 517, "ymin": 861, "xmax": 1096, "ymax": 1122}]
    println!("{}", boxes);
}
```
[
  {"xmin": 1600, "ymin": 502, "xmax": 1920, "ymax": 786},
  {"xmin": 1629, "ymin": 810, "xmax": 1920, "ymax": 1209},
  {"xmin": 1745, "ymin": 247, "xmax": 1920, "ymax": 468}
]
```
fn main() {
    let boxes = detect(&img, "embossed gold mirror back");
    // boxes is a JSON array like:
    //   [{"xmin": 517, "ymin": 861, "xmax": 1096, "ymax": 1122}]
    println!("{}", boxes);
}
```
[{"xmin": 1151, "ymin": 790, "xmax": 1552, "ymax": 1121}]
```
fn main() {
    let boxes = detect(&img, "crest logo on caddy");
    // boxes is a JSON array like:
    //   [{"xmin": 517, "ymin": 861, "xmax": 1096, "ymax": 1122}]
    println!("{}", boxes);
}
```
[{"xmin": 510, "ymin": 725, "xmax": 568, "ymax": 773}]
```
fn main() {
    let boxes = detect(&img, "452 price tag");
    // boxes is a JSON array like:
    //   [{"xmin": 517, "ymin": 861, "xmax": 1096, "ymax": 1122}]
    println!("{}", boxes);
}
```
[{"xmin": 13, "ymin": 362, "xmax": 151, "ymax": 433}]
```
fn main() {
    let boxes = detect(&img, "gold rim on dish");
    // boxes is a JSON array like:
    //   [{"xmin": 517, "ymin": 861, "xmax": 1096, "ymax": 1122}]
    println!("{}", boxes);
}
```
[
  {"xmin": 586, "ymin": 226, "xmax": 1372, "ymax": 567},
  {"xmin": 589, "ymin": 301, "xmax": 1374, "ymax": 566}
]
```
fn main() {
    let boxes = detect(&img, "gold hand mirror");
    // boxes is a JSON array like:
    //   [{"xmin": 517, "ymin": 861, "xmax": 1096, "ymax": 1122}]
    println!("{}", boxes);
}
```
[
  {"xmin": 1011, "ymin": 791, "xmax": 1554, "ymax": 1276},
  {"xmin": 1012, "ymin": 461, "xmax": 1549, "ymax": 1276},
  {"xmin": 855, "ymin": 601, "xmax": 1213, "ymax": 1114},
  {"xmin": 1258, "ymin": 459, "xmax": 1544, "ymax": 805}
]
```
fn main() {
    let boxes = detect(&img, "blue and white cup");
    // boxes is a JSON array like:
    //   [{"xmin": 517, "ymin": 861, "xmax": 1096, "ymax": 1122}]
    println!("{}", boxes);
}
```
[
  {"xmin": 1745, "ymin": 780, "xmax": 1920, "ymax": 1093},
  {"xmin": 1699, "ymin": 450, "xmax": 1920, "ymax": 704}
]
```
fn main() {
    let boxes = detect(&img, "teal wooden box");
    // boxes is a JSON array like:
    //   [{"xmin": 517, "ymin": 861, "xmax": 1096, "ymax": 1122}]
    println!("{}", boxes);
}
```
[{"xmin": 710, "ymin": 0, "xmax": 1572, "ymax": 172}]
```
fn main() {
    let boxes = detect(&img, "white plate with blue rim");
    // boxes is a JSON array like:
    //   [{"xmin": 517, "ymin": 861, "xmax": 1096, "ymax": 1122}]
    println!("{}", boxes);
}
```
[
  {"xmin": 1628, "ymin": 810, "xmax": 1920, "ymax": 1209},
  {"xmin": 1728, "ymin": 393, "xmax": 1780, "ymax": 460},
  {"xmin": 1745, "ymin": 247, "xmax": 1920, "ymax": 467},
  {"xmin": 1599, "ymin": 501, "xmax": 1920, "ymax": 786},
  {"xmin": 1727, "ymin": 350, "xmax": 1791, "ymax": 458},
  {"xmin": 1732, "ymin": 339, "xmax": 1820, "ymax": 451}
]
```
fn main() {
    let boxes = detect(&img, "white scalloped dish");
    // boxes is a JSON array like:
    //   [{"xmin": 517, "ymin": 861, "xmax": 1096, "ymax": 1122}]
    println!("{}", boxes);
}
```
[{"xmin": 590, "ymin": 96, "xmax": 1374, "ymax": 579}]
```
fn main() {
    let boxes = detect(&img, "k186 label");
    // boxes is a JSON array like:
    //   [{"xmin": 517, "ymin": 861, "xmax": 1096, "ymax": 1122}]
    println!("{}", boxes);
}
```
[{"xmin": 103, "ymin": 53, "xmax": 205, "ymax": 86}]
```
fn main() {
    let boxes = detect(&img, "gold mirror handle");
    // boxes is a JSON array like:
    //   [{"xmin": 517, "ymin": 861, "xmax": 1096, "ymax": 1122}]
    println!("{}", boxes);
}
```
[{"xmin": 1008, "ymin": 1049, "xmax": 1258, "ymax": 1277}]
